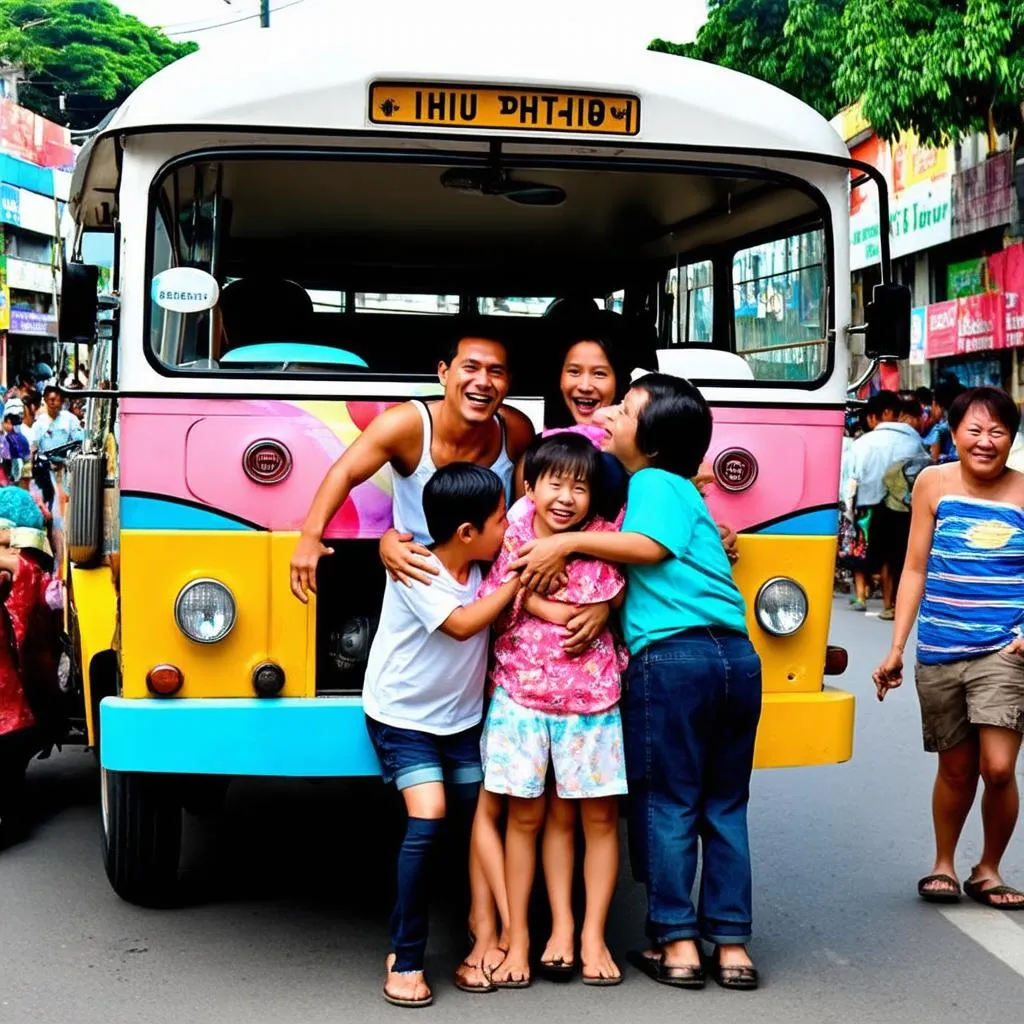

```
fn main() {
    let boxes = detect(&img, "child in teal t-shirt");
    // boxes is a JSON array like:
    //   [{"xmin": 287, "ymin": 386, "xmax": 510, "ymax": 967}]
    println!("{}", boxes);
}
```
[{"xmin": 511, "ymin": 372, "xmax": 763, "ymax": 991}]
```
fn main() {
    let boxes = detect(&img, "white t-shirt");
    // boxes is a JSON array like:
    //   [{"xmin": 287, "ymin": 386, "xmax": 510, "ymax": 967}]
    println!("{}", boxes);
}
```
[{"xmin": 362, "ymin": 555, "xmax": 487, "ymax": 736}]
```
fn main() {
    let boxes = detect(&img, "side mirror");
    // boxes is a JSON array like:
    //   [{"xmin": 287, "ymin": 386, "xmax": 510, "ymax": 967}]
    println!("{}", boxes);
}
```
[
  {"xmin": 864, "ymin": 282, "xmax": 911, "ymax": 361},
  {"xmin": 58, "ymin": 264, "xmax": 100, "ymax": 345}
]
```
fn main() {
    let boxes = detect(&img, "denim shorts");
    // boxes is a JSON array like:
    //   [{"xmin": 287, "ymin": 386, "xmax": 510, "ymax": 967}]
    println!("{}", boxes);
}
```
[{"xmin": 364, "ymin": 715, "xmax": 484, "ymax": 791}]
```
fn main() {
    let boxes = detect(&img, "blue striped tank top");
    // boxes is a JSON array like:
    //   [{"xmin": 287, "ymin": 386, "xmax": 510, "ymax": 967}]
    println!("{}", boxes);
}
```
[{"xmin": 917, "ymin": 496, "xmax": 1024, "ymax": 665}]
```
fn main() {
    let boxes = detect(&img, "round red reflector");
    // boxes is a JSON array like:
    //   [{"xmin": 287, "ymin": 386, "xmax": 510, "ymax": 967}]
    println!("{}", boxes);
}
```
[
  {"xmin": 146, "ymin": 664, "xmax": 184, "ymax": 696},
  {"xmin": 713, "ymin": 448, "xmax": 758, "ymax": 493},
  {"xmin": 243, "ymin": 440, "xmax": 292, "ymax": 484}
]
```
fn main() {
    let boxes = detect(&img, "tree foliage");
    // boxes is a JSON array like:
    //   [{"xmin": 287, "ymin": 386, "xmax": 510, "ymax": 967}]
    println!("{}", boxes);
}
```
[
  {"xmin": 0, "ymin": 0, "xmax": 196, "ymax": 129},
  {"xmin": 836, "ymin": 0, "xmax": 1024, "ymax": 145},
  {"xmin": 650, "ymin": 0, "xmax": 845, "ymax": 122},
  {"xmin": 652, "ymin": 0, "xmax": 1024, "ymax": 145}
]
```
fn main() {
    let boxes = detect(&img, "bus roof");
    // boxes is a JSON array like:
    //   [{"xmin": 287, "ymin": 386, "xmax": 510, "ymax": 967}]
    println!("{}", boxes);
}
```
[{"xmin": 76, "ymin": 30, "xmax": 847, "ymax": 184}]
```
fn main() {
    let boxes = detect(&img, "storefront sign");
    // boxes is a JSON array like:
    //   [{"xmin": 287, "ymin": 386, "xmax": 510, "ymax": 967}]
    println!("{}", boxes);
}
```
[
  {"xmin": 849, "ymin": 130, "xmax": 953, "ymax": 271},
  {"xmin": 0, "ymin": 249, "xmax": 9, "ymax": 332},
  {"xmin": 6, "ymin": 257, "xmax": 53, "ymax": 293},
  {"xmin": 947, "ymin": 258, "xmax": 986, "ymax": 299},
  {"xmin": 0, "ymin": 183, "xmax": 19, "ymax": 227},
  {"xmin": 0, "ymin": 99, "xmax": 75, "ymax": 169},
  {"xmin": 909, "ymin": 306, "xmax": 927, "ymax": 365},
  {"xmin": 952, "ymin": 151, "xmax": 1016, "ymax": 239},
  {"xmin": 988, "ymin": 245, "xmax": 1024, "ymax": 348},
  {"xmin": 8, "ymin": 307, "xmax": 55, "ymax": 336},
  {"xmin": 925, "ymin": 300, "xmax": 959, "ymax": 358},
  {"xmin": 14, "ymin": 188, "xmax": 58, "ymax": 237},
  {"xmin": 957, "ymin": 291, "xmax": 1001, "ymax": 353}
]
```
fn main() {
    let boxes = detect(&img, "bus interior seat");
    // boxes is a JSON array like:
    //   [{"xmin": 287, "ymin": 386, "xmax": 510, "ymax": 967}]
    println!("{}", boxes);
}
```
[{"xmin": 657, "ymin": 348, "xmax": 755, "ymax": 382}]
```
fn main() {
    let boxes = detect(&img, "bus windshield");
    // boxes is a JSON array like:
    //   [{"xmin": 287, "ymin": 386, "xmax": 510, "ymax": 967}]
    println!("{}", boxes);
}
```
[{"xmin": 147, "ymin": 153, "xmax": 832, "ymax": 386}]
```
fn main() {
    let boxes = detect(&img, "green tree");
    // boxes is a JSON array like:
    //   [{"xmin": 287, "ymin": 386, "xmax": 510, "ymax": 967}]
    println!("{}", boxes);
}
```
[
  {"xmin": 0, "ymin": 0, "xmax": 196, "ymax": 130},
  {"xmin": 836, "ymin": 0, "xmax": 1024, "ymax": 146},
  {"xmin": 650, "ymin": 0, "xmax": 845, "ymax": 120}
]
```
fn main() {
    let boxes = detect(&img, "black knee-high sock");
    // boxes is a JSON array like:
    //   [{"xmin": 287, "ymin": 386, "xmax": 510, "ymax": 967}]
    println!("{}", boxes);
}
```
[{"xmin": 391, "ymin": 817, "xmax": 443, "ymax": 973}]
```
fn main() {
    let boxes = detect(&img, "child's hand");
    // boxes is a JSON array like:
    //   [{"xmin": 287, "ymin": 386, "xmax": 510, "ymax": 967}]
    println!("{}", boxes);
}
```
[
  {"xmin": 509, "ymin": 536, "xmax": 570, "ymax": 594},
  {"xmin": 562, "ymin": 603, "xmax": 610, "ymax": 656}
]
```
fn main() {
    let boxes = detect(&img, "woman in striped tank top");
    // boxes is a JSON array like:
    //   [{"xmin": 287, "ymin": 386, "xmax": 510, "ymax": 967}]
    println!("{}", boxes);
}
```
[{"xmin": 874, "ymin": 387, "xmax": 1024, "ymax": 910}]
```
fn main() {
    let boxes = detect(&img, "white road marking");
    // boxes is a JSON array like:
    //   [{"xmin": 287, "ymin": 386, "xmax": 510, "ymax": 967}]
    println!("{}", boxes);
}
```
[{"xmin": 937, "ymin": 906, "xmax": 1024, "ymax": 978}]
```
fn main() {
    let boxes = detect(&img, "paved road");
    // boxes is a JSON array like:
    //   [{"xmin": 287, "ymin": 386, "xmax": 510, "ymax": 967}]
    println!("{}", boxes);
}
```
[{"xmin": 3, "ymin": 599, "xmax": 1023, "ymax": 1024}]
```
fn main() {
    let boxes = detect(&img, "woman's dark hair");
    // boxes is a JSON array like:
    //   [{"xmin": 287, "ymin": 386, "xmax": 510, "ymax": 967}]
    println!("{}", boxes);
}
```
[
  {"xmin": 422, "ymin": 462, "xmax": 504, "ymax": 545},
  {"xmin": 544, "ymin": 313, "xmax": 625, "ymax": 429},
  {"xmin": 632, "ymin": 372, "xmax": 713, "ymax": 478},
  {"xmin": 947, "ymin": 386, "xmax": 1021, "ymax": 436},
  {"xmin": 523, "ymin": 432, "xmax": 601, "ymax": 490}
]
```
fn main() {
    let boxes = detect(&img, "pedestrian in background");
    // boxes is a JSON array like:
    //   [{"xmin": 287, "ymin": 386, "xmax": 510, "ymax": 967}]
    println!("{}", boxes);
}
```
[
  {"xmin": 874, "ymin": 386, "xmax": 1024, "ymax": 910},
  {"xmin": 924, "ymin": 379, "xmax": 965, "ymax": 463},
  {"xmin": 845, "ymin": 391, "xmax": 924, "ymax": 613},
  {"xmin": 873, "ymin": 396, "xmax": 929, "ymax": 620}
]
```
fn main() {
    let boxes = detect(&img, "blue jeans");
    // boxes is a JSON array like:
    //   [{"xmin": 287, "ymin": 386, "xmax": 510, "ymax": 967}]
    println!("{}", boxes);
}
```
[{"xmin": 624, "ymin": 629, "xmax": 762, "ymax": 946}]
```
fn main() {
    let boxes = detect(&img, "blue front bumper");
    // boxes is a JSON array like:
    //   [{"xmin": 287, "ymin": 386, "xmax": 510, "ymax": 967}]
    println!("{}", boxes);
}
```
[{"xmin": 100, "ymin": 697, "xmax": 382, "ymax": 777}]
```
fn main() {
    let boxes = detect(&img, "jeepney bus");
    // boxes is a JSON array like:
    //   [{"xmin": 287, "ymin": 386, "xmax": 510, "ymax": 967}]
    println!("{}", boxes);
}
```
[{"xmin": 61, "ymin": 32, "xmax": 909, "ymax": 906}]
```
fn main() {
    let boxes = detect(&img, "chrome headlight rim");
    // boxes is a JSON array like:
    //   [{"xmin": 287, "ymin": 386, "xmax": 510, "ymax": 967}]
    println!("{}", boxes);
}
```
[
  {"xmin": 755, "ymin": 576, "xmax": 808, "ymax": 638},
  {"xmin": 174, "ymin": 578, "xmax": 237, "ymax": 645}
]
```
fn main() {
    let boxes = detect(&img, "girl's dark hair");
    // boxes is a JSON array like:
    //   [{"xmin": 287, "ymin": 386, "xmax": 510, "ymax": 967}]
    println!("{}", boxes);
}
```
[
  {"xmin": 632, "ymin": 373, "xmax": 713, "ymax": 478},
  {"xmin": 523, "ymin": 432, "xmax": 601, "ymax": 490},
  {"xmin": 948, "ymin": 386, "xmax": 1021, "ymax": 436},
  {"xmin": 422, "ymin": 462, "xmax": 504, "ymax": 545},
  {"xmin": 544, "ymin": 313, "xmax": 625, "ymax": 429}
]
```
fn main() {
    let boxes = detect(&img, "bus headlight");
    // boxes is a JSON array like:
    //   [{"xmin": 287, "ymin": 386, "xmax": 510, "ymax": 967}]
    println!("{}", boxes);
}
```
[
  {"xmin": 755, "ymin": 577, "xmax": 808, "ymax": 637},
  {"xmin": 174, "ymin": 579, "xmax": 236, "ymax": 644}
]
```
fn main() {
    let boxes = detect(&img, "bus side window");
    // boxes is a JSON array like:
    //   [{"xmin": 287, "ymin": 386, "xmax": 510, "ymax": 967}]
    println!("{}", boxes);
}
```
[{"xmin": 666, "ymin": 261, "xmax": 713, "ymax": 344}]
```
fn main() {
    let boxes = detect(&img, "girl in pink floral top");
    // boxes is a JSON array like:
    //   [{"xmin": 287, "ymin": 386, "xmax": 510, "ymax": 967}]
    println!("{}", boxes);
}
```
[{"xmin": 479, "ymin": 432, "xmax": 629, "ymax": 989}]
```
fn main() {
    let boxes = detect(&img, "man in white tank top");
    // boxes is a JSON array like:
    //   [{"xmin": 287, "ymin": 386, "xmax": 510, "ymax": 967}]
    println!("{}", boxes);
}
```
[{"xmin": 290, "ymin": 329, "xmax": 534, "ymax": 600}]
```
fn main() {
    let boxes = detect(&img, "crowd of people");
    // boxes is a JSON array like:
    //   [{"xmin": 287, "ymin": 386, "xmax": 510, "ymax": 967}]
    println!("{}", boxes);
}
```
[
  {"xmin": 839, "ymin": 380, "xmax": 966, "ymax": 617},
  {"xmin": 290, "ymin": 320, "xmax": 760, "ymax": 1006},
  {"xmin": 0, "ymin": 369, "xmax": 85, "ymax": 844}
]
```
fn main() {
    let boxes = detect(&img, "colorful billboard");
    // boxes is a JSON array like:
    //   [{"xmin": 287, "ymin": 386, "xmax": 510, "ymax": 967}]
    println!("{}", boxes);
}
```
[
  {"xmin": 849, "ymin": 129, "xmax": 953, "ymax": 272},
  {"xmin": 0, "ymin": 99, "xmax": 75, "ymax": 170}
]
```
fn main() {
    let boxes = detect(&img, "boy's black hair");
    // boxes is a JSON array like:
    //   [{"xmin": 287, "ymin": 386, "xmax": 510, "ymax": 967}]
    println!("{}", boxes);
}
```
[
  {"xmin": 934, "ymin": 378, "xmax": 966, "ymax": 411},
  {"xmin": 915, "ymin": 386, "xmax": 934, "ymax": 406},
  {"xmin": 441, "ymin": 319, "xmax": 509, "ymax": 369},
  {"xmin": 422, "ymin": 462, "xmax": 505, "ymax": 545},
  {"xmin": 42, "ymin": 384, "xmax": 63, "ymax": 400},
  {"xmin": 523, "ymin": 431, "xmax": 601, "ymax": 491},
  {"xmin": 948, "ymin": 386, "xmax": 1021, "ymax": 436},
  {"xmin": 632, "ymin": 373, "xmax": 712, "ymax": 479},
  {"xmin": 899, "ymin": 396, "xmax": 923, "ymax": 420},
  {"xmin": 865, "ymin": 389, "xmax": 901, "ymax": 420}
]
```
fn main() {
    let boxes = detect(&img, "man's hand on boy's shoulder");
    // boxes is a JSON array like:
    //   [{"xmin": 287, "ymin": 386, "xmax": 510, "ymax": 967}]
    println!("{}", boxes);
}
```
[{"xmin": 381, "ymin": 530, "xmax": 440, "ymax": 588}]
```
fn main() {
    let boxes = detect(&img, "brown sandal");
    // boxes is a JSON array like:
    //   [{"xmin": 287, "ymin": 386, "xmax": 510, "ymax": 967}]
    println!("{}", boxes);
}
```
[{"xmin": 453, "ymin": 959, "xmax": 496, "ymax": 994}]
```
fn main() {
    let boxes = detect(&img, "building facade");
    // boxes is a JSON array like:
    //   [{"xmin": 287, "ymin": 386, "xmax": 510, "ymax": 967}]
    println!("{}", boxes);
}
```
[{"xmin": 832, "ymin": 103, "xmax": 1022, "ymax": 399}]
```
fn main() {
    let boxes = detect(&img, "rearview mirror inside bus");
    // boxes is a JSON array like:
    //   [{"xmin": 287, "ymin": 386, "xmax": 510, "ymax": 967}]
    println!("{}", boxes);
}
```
[
  {"xmin": 864, "ymin": 282, "xmax": 911, "ymax": 361},
  {"xmin": 58, "ymin": 264, "xmax": 100, "ymax": 345}
]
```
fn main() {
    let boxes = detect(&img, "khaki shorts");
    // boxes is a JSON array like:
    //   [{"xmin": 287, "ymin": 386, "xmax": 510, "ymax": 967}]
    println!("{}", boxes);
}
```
[{"xmin": 915, "ymin": 650, "xmax": 1024, "ymax": 752}]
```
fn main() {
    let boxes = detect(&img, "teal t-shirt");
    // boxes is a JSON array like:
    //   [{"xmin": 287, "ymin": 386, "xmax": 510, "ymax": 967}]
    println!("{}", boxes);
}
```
[{"xmin": 620, "ymin": 468, "xmax": 748, "ymax": 655}]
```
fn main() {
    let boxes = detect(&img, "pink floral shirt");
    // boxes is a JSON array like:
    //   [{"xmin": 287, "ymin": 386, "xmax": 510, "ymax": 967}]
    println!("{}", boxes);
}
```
[{"xmin": 479, "ymin": 496, "xmax": 628, "ymax": 715}]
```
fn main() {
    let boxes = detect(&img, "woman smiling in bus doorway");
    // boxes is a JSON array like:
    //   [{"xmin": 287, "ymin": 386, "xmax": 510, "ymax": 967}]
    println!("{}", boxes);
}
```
[{"xmin": 874, "ymin": 387, "xmax": 1024, "ymax": 910}]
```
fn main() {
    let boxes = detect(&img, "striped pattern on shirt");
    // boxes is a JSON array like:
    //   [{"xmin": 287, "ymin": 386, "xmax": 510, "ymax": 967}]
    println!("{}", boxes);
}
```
[{"xmin": 917, "ymin": 496, "xmax": 1024, "ymax": 665}]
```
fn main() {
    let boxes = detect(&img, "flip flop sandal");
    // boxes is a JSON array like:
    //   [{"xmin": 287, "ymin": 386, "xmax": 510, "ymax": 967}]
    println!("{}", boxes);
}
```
[
  {"xmin": 707, "ymin": 947, "xmax": 758, "ymax": 991},
  {"xmin": 964, "ymin": 878, "xmax": 1024, "ymax": 910},
  {"xmin": 918, "ymin": 873, "xmax": 961, "ymax": 903},
  {"xmin": 538, "ymin": 957, "xmax": 576, "ymax": 980},
  {"xmin": 453, "ymin": 960, "xmax": 496, "ymax": 994},
  {"xmin": 627, "ymin": 949, "xmax": 705, "ymax": 989},
  {"xmin": 581, "ymin": 962, "xmax": 624, "ymax": 987},
  {"xmin": 383, "ymin": 986, "xmax": 434, "ymax": 1009}
]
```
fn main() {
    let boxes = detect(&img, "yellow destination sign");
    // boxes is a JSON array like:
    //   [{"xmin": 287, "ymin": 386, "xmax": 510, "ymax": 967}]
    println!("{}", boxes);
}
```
[{"xmin": 369, "ymin": 83, "xmax": 640, "ymax": 136}]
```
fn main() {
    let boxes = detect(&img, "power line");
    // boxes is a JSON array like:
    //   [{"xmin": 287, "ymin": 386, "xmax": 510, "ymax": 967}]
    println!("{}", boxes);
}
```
[{"xmin": 164, "ymin": 0, "xmax": 307, "ymax": 37}]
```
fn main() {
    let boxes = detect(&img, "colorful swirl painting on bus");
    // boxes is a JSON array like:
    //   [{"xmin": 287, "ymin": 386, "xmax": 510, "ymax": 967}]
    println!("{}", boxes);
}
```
[{"xmin": 118, "ymin": 399, "xmax": 843, "ymax": 537}]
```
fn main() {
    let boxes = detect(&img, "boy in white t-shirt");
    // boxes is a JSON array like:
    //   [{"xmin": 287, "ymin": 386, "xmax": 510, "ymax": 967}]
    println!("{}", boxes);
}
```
[{"xmin": 363, "ymin": 463, "xmax": 520, "ymax": 1009}]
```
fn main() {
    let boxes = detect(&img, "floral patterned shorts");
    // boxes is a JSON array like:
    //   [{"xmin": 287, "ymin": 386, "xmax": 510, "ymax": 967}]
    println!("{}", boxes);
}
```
[{"xmin": 481, "ymin": 687, "xmax": 628, "ymax": 799}]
